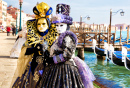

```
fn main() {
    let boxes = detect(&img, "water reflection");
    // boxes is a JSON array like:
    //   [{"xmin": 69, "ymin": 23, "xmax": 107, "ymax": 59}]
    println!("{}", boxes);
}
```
[{"xmin": 83, "ymin": 51, "xmax": 130, "ymax": 88}]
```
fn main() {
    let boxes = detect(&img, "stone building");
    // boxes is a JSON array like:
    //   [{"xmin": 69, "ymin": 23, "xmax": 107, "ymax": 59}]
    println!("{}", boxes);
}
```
[{"xmin": 0, "ymin": 0, "xmax": 7, "ymax": 28}]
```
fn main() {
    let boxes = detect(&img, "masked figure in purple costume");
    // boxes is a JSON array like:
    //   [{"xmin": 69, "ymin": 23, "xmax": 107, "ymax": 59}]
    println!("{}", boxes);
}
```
[
  {"xmin": 11, "ymin": 2, "xmax": 59, "ymax": 88},
  {"xmin": 37, "ymin": 3, "xmax": 95, "ymax": 88}
]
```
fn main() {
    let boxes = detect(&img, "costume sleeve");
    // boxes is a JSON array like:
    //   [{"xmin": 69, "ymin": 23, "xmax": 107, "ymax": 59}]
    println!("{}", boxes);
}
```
[
  {"xmin": 53, "ymin": 35, "xmax": 76, "ymax": 64},
  {"xmin": 25, "ymin": 47, "xmax": 35, "ymax": 55},
  {"xmin": 25, "ymin": 43, "xmax": 44, "ymax": 55}
]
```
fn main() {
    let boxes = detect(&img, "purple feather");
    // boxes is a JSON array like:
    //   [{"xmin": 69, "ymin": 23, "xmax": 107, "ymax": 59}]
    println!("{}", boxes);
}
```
[{"xmin": 57, "ymin": 31, "xmax": 77, "ymax": 48}]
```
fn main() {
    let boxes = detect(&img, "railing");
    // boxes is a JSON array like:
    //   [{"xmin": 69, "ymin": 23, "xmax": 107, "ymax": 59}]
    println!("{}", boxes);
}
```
[{"xmin": 72, "ymin": 31, "xmax": 115, "ymax": 48}]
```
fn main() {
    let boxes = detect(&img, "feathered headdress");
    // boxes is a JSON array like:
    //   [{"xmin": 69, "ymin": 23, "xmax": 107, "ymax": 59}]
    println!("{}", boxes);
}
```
[{"xmin": 33, "ymin": 2, "xmax": 53, "ymax": 19}]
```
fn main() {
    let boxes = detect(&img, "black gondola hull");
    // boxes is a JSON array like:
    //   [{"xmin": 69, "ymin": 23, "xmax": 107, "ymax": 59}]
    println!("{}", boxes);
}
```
[
  {"xmin": 111, "ymin": 53, "xmax": 124, "ymax": 66},
  {"xmin": 95, "ymin": 46, "xmax": 106, "ymax": 56},
  {"xmin": 124, "ymin": 57, "xmax": 130, "ymax": 70}
]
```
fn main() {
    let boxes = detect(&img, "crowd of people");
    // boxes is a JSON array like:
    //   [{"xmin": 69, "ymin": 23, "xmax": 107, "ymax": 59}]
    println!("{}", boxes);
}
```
[
  {"xmin": 0, "ymin": 25, "xmax": 17, "ymax": 36},
  {"xmin": 10, "ymin": 2, "xmax": 96, "ymax": 88}
]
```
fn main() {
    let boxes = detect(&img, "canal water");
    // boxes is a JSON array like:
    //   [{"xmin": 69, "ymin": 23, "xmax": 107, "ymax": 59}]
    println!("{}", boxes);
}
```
[{"xmin": 76, "ymin": 51, "xmax": 130, "ymax": 88}]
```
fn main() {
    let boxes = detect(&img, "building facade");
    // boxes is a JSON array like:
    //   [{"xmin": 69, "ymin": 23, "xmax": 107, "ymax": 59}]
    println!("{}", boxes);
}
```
[
  {"xmin": 6, "ymin": 13, "xmax": 15, "ymax": 27},
  {"xmin": 7, "ymin": 5, "xmax": 34, "ymax": 29},
  {"xmin": 0, "ymin": 0, "xmax": 2, "ymax": 26},
  {"xmin": 0, "ymin": 0, "xmax": 35, "ymax": 30},
  {"xmin": 115, "ymin": 24, "xmax": 128, "ymax": 30},
  {"xmin": 1, "ymin": 0, "xmax": 7, "ymax": 28}
]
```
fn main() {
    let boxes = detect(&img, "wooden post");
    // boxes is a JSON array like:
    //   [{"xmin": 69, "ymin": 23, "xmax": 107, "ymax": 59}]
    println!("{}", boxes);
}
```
[
  {"xmin": 94, "ymin": 30, "xmax": 97, "ymax": 42},
  {"xmin": 115, "ymin": 27, "xmax": 116, "ymax": 41},
  {"xmin": 113, "ymin": 33, "xmax": 115, "ymax": 46},
  {"xmin": 93, "ymin": 23, "xmax": 94, "ymax": 32},
  {"xmin": 97, "ymin": 25, "xmax": 98, "ymax": 32},
  {"xmin": 109, "ymin": 25, "xmax": 111, "ymax": 44},
  {"xmin": 107, "ymin": 26, "xmax": 109, "ymax": 44},
  {"xmin": 77, "ymin": 48, "xmax": 84, "ymax": 60},
  {"xmin": 80, "ymin": 27, "xmax": 81, "ymax": 32},
  {"xmin": 94, "ymin": 25, "xmax": 98, "ymax": 41},
  {"xmin": 99, "ymin": 25, "xmax": 101, "ymax": 48},
  {"xmin": 99, "ymin": 25, "xmax": 101, "ymax": 33},
  {"xmin": 99, "ymin": 33, "xmax": 101, "ymax": 48},
  {"xmin": 109, "ymin": 9, "xmax": 112, "ymax": 39},
  {"xmin": 84, "ymin": 33, "xmax": 86, "ymax": 47},
  {"xmin": 127, "ymin": 26, "xmax": 129, "ymax": 44},
  {"xmin": 104, "ymin": 26, "xmax": 106, "ymax": 33},
  {"xmin": 120, "ymin": 26, "xmax": 122, "ymax": 44},
  {"xmin": 80, "ymin": 16, "xmax": 82, "ymax": 32}
]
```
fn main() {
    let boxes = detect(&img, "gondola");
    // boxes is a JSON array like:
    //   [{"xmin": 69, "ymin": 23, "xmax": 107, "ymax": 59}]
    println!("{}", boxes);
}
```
[
  {"xmin": 123, "ymin": 44, "xmax": 130, "ymax": 48},
  {"xmin": 95, "ymin": 46, "xmax": 106, "ymax": 56},
  {"xmin": 109, "ymin": 51, "xmax": 130, "ymax": 67},
  {"xmin": 124, "ymin": 55, "xmax": 130, "ymax": 70},
  {"xmin": 111, "ymin": 36, "xmax": 121, "ymax": 41},
  {"xmin": 115, "ymin": 38, "xmax": 130, "ymax": 43},
  {"xmin": 109, "ymin": 51, "xmax": 124, "ymax": 66}
]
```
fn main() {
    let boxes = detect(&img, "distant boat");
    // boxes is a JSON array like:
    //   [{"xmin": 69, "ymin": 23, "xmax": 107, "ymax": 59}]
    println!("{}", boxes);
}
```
[
  {"xmin": 115, "ymin": 37, "xmax": 121, "ymax": 41},
  {"xmin": 114, "ymin": 38, "xmax": 130, "ymax": 43},
  {"xmin": 111, "ymin": 36, "xmax": 122, "ymax": 41},
  {"xmin": 123, "ymin": 44, "xmax": 130, "ymax": 48},
  {"xmin": 97, "ymin": 37, "xmax": 122, "ymax": 43}
]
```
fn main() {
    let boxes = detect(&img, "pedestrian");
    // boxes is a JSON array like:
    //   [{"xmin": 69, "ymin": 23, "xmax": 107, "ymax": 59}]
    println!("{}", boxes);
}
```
[
  {"xmin": 2, "ymin": 27, "xmax": 4, "ymax": 32},
  {"xmin": 10, "ymin": 27, "xmax": 27, "ymax": 58},
  {"xmin": 6, "ymin": 26, "xmax": 11, "ymax": 36},
  {"xmin": 12, "ymin": 25, "xmax": 16, "ymax": 36}
]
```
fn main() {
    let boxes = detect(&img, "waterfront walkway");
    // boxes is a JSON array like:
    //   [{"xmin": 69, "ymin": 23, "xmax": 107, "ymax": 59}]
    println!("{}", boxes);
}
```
[{"xmin": 0, "ymin": 33, "xmax": 17, "ymax": 88}]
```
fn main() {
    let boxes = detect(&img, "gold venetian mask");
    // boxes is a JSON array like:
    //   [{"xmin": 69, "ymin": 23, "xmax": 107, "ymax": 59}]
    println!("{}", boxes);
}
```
[{"xmin": 37, "ymin": 18, "xmax": 48, "ymax": 32}]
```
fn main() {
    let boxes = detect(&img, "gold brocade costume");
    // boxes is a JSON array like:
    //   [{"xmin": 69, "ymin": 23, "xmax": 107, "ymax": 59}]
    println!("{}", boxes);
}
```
[
  {"xmin": 11, "ymin": 2, "xmax": 59, "ymax": 88},
  {"xmin": 24, "ymin": 19, "xmax": 58, "ymax": 51},
  {"xmin": 11, "ymin": 19, "xmax": 58, "ymax": 87}
]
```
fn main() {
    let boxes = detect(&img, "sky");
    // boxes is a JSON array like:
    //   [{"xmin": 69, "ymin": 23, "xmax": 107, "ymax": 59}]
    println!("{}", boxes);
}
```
[{"xmin": 3, "ymin": 0, "xmax": 130, "ymax": 25}]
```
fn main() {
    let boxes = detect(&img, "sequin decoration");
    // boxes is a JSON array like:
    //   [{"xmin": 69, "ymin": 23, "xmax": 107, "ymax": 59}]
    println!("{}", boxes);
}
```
[
  {"xmin": 24, "ymin": 19, "xmax": 59, "ymax": 51},
  {"xmin": 33, "ymin": 71, "xmax": 39, "ymax": 82},
  {"xmin": 36, "ymin": 56, "xmax": 44, "ymax": 64}
]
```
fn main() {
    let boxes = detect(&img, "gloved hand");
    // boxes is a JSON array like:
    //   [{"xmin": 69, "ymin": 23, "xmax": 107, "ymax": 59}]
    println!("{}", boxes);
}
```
[
  {"xmin": 63, "ymin": 47, "xmax": 72, "ymax": 60},
  {"xmin": 35, "ymin": 44, "xmax": 43, "ymax": 51},
  {"xmin": 34, "ymin": 44, "xmax": 43, "ymax": 55},
  {"xmin": 44, "ymin": 50, "xmax": 54, "ymax": 64}
]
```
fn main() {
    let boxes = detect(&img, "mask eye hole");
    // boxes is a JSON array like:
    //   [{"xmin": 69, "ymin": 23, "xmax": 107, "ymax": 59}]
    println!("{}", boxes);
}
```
[
  {"xmin": 60, "ymin": 25, "xmax": 63, "ymax": 27},
  {"xmin": 37, "ymin": 23, "xmax": 40, "ymax": 25},
  {"xmin": 42, "ymin": 23, "xmax": 45, "ymax": 25},
  {"xmin": 56, "ymin": 25, "xmax": 58, "ymax": 27}
]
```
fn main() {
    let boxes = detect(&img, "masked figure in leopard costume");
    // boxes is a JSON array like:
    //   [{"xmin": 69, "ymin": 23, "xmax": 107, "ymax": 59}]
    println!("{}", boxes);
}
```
[{"xmin": 11, "ymin": 2, "xmax": 58, "ymax": 88}]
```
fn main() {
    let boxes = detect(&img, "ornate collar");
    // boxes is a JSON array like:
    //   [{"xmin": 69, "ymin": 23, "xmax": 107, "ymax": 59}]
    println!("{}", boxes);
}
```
[{"xmin": 38, "ymin": 29, "xmax": 49, "ymax": 36}]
